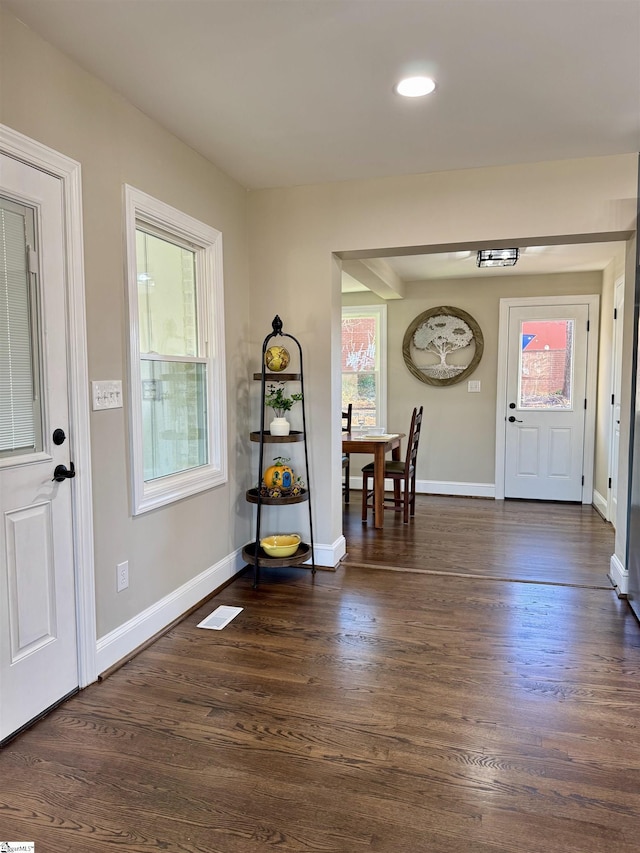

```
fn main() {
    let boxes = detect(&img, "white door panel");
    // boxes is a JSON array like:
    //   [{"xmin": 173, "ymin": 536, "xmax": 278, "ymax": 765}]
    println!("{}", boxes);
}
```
[
  {"xmin": 6, "ymin": 502, "xmax": 56, "ymax": 659},
  {"xmin": 611, "ymin": 405, "xmax": 621, "ymax": 522},
  {"xmin": 504, "ymin": 304, "xmax": 589, "ymax": 501},
  {"xmin": 516, "ymin": 427, "xmax": 539, "ymax": 476},
  {"xmin": 609, "ymin": 279, "xmax": 624, "ymax": 525},
  {"xmin": 0, "ymin": 154, "xmax": 78, "ymax": 742},
  {"xmin": 548, "ymin": 428, "xmax": 572, "ymax": 478}
]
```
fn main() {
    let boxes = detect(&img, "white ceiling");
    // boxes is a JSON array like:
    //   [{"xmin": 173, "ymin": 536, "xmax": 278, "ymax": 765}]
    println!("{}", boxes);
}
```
[
  {"xmin": 341, "ymin": 241, "xmax": 627, "ymax": 293},
  {"xmin": 5, "ymin": 0, "xmax": 637, "ymax": 291},
  {"xmin": 4, "ymin": 0, "xmax": 640, "ymax": 190},
  {"xmin": 388, "ymin": 241, "xmax": 627, "ymax": 281}
]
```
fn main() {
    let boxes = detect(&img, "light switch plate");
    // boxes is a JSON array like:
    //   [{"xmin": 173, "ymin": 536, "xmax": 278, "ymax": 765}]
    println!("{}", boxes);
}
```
[
  {"xmin": 92, "ymin": 380, "xmax": 123, "ymax": 410},
  {"xmin": 468, "ymin": 380, "xmax": 481, "ymax": 393}
]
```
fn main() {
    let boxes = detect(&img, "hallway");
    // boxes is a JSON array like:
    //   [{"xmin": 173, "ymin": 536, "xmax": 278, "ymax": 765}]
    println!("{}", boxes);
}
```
[{"xmin": 342, "ymin": 494, "xmax": 615, "ymax": 588}]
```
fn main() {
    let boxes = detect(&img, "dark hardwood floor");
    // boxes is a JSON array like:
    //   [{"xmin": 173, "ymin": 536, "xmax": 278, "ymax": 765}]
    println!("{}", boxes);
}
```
[
  {"xmin": 2, "ymin": 497, "xmax": 640, "ymax": 852},
  {"xmin": 343, "ymin": 493, "xmax": 616, "ymax": 588}
]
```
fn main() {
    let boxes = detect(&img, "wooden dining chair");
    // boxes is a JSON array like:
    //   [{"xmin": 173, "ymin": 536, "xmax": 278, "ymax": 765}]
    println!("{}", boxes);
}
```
[
  {"xmin": 361, "ymin": 406, "xmax": 423, "ymax": 523},
  {"xmin": 342, "ymin": 403, "xmax": 353, "ymax": 503}
]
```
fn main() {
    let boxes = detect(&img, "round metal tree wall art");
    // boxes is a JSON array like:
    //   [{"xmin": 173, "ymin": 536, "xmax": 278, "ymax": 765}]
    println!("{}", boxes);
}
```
[{"xmin": 402, "ymin": 306, "xmax": 484, "ymax": 386}]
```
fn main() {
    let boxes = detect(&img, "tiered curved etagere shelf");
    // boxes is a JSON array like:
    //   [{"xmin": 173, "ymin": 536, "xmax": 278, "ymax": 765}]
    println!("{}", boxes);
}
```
[
  {"xmin": 244, "ymin": 317, "xmax": 315, "ymax": 587},
  {"xmin": 245, "ymin": 488, "xmax": 309, "ymax": 506},
  {"xmin": 249, "ymin": 430, "xmax": 305, "ymax": 443},
  {"xmin": 241, "ymin": 541, "xmax": 313, "ymax": 568}
]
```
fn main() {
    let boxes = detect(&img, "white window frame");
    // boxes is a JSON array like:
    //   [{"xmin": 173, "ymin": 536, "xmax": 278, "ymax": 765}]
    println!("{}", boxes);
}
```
[
  {"xmin": 341, "ymin": 304, "xmax": 387, "ymax": 428},
  {"xmin": 124, "ymin": 185, "xmax": 227, "ymax": 515}
]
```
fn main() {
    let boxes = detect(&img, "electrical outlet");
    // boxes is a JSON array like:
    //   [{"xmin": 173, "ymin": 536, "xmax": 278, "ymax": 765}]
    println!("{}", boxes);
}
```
[{"xmin": 117, "ymin": 560, "xmax": 129, "ymax": 592}]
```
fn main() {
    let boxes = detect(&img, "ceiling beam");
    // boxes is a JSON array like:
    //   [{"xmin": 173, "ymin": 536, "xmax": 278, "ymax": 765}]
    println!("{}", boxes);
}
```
[{"xmin": 341, "ymin": 258, "xmax": 406, "ymax": 300}]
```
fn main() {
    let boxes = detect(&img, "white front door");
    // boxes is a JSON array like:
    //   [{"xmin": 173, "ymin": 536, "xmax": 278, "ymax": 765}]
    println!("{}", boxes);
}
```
[
  {"xmin": 503, "ymin": 302, "xmax": 591, "ymax": 501},
  {"xmin": 0, "ymin": 153, "xmax": 78, "ymax": 742}
]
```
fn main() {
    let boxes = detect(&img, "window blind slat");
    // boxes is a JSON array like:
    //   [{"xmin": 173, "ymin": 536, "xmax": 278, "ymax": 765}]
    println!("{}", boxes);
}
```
[{"xmin": 0, "ymin": 204, "xmax": 36, "ymax": 452}]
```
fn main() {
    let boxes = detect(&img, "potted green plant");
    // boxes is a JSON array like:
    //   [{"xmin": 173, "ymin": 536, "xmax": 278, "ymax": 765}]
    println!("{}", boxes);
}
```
[{"xmin": 264, "ymin": 383, "xmax": 303, "ymax": 435}]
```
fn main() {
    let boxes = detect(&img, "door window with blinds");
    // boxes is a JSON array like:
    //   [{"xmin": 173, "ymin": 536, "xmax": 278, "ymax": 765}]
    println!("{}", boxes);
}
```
[
  {"xmin": 124, "ymin": 186, "xmax": 227, "ymax": 515},
  {"xmin": 0, "ymin": 196, "xmax": 43, "ymax": 460}
]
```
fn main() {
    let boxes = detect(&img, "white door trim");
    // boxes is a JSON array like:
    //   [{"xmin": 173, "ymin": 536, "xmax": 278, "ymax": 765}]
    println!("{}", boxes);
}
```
[
  {"xmin": 0, "ymin": 124, "xmax": 97, "ymax": 687},
  {"xmin": 495, "ymin": 294, "xmax": 600, "ymax": 503},
  {"xmin": 607, "ymin": 275, "xmax": 625, "ymax": 523}
]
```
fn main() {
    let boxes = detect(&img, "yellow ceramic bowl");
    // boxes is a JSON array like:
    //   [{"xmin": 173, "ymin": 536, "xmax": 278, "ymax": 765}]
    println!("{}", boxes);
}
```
[{"xmin": 260, "ymin": 534, "xmax": 301, "ymax": 558}]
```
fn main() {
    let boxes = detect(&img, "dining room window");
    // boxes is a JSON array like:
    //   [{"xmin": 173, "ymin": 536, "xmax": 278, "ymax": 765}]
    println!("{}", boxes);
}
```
[{"xmin": 341, "ymin": 304, "xmax": 387, "ymax": 429}]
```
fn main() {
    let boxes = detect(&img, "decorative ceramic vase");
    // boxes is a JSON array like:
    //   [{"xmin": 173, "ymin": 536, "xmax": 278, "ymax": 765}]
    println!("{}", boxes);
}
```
[
  {"xmin": 269, "ymin": 417, "xmax": 290, "ymax": 436},
  {"xmin": 265, "ymin": 345, "xmax": 290, "ymax": 372}
]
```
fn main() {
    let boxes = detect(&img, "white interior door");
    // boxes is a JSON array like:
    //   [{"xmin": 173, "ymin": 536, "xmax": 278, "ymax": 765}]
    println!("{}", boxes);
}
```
[
  {"xmin": 608, "ymin": 278, "xmax": 624, "ymax": 525},
  {"xmin": 0, "ymin": 153, "xmax": 78, "ymax": 742},
  {"xmin": 503, "ymin": 303, "xmax": 590, "ymax": 501}
]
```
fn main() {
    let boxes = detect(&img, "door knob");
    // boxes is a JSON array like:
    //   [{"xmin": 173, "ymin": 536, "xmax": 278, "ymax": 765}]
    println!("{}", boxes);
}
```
[
  {"xmin": 508, "ymin": 416, "xmax": 523, "ymax": 423},
  {"xmin": 52, "ymin": 462, "xmax": 75, "ymax": 482}
]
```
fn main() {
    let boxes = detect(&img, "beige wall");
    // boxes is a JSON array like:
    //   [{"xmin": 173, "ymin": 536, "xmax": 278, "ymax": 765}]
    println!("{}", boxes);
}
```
[
  {"xmin": 248, "ymin": 155, "xmax": 637, "ymax": 561},
  {"xmin": 345, "ymin": 271, "xmax": 604, "ymax": 487},
  {"xmin": 1, "ymin": 8, "xmax": 252, "ymax": 637}
]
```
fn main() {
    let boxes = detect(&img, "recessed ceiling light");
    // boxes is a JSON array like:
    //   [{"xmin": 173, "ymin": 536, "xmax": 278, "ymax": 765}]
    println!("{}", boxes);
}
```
[{"xmin": 395, "ymin": 76, "xmax": 436, "ymax": 97}]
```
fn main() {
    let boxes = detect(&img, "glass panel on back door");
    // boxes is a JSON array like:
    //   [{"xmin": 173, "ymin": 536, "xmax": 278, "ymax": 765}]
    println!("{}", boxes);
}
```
[{"xmin": 518, "ymin": 319, "xmax": 574, "ymax": 410}]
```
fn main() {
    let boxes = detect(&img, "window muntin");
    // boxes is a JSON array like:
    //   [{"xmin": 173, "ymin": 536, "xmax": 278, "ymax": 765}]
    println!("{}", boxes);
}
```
[
  {"xmin": 125, "ymin": 186, "xmax": 227, "ymax": 514},
  {"xmin": 341, "ymin": 305, "xmax": 387, "ymax": 429}
]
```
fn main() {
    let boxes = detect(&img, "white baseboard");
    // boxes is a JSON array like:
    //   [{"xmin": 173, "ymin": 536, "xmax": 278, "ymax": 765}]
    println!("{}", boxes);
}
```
[
  {"xmin": 96, "ymin": 536, "xmax": 344, "ymax": 673},
  {"xmin": 608, "ymin": 552, "xmax": 628, "ymax": 596},
  {"xmin": 315, "ymin": 535, "xmax": 345, "ymax": 567},
  {"xmin": 96, "ymin": 547, "xmax": 246, "ymax": 674},
  {"xmin": 349, "ymin": 477, "xmax": 495, "ymax": 499},
  {"xmin": 416, "ymin": 479, "xmax": 495, "ymax": 498},
  {"xmin": 592, "ymin": 489, "xmax": 608, "ymax": 520}
]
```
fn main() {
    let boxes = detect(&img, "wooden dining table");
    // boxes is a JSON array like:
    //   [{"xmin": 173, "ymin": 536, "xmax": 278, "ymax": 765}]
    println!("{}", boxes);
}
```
[{"xmin": 341, "ymin": 431, "xmax": 405, "ymax": 529}]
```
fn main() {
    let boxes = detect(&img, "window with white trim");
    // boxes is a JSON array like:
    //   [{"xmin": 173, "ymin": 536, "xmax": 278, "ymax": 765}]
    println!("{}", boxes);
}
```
[
  {"xmin": 341, "ymin": 304, "xmax": 387, "ymax": 429},
  {"xmin": 124, "ymin": 186, "xmax": 227, "ymax": 515}
]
